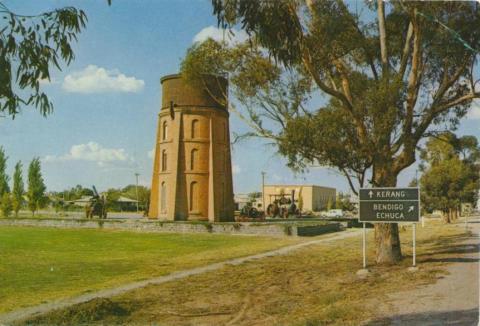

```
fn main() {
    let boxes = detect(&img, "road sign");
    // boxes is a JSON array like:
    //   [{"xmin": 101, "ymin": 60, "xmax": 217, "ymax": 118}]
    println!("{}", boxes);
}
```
[{"xmin": 359, "ymin": 187, "xmax": 420, "ymax": 223}]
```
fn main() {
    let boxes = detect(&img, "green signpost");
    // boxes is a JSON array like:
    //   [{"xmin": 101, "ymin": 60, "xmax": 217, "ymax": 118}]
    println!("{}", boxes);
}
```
[
  {"xmin": 357, "ymin": 187, "xmax": 420, "ymax": 272},
  {"xmin": 359, "ymin": 188, "xmax": 420, "ymax": 223}
]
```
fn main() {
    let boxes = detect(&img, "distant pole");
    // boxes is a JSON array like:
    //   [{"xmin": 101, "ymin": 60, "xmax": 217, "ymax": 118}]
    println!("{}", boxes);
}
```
[
  {"xmin": 135, "ymin": 173, "xmax": 140, "ymax": 213},
  {"xmin": 261, "ymin": 172, "xmax": 266, "ymax": 212}
]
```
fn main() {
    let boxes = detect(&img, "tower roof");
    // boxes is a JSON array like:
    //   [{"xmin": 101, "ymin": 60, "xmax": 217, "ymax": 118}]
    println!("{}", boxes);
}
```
[{"xmin": 160, "ymin": 73, "xmax": 228, "ymax": 111}]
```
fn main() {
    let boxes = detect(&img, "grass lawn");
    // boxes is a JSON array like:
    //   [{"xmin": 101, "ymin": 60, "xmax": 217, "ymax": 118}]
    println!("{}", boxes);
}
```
[
  {"xmin": 20, "ymin": 220, "xmax": 472, "ymax": 325},
  {"xmin": 0, "ymin": 226, "xmax": 301, "ymax": 314}
]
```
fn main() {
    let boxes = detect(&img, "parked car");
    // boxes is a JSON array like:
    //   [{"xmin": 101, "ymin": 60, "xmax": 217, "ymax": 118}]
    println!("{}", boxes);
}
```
[{"xmin": 324, "ymin": 209, "xmax": 344, "ymax": 218}]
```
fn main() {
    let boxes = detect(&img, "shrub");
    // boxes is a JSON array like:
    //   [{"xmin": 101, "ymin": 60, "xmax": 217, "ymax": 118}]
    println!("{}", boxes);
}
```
[{"xmin": 1, "ymin": 193, "xmax": 13, "ymax": 218}]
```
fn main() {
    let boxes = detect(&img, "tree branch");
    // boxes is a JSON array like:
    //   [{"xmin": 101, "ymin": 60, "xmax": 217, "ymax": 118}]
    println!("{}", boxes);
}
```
[
  {"xmin": 399, "ymin": 22, "xmax": 413, "ymax": 79},
  {"xmin": 340, "ymin": 167, "xmax": 359, "ymax": 196},
  {"xmin": 377, "ymin": 0, "xmax": 389, "ymax": 74}
]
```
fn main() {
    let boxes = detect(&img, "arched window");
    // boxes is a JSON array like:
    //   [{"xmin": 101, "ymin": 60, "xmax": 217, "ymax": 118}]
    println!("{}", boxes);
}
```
[
  {"xmin": 191, "ymin": 119, "xmax": 199, "ymax": 139},
  {"xmin": 190, "ymin": 149, "xmax": 198, "ymax": 170},
  {"xmin": 160, "ymin": 182, "xmax": 167, "ymax": 213},
  {"xmin": 162, "ymin": 121, "xmax": 168, "ymax": 141},
  {"xmin": 161, "ymin": 150, "xmax": 167, "ymax": 171},
  {"xmin": 190, "ymin": 181, "xmax": 198, "ymax": 211}
]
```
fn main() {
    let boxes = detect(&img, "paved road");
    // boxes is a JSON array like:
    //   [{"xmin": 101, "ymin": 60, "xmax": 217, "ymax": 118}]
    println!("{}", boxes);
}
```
[{"xmin": 369, "ymin": 216, "xmax": 480, "ymax": 326}]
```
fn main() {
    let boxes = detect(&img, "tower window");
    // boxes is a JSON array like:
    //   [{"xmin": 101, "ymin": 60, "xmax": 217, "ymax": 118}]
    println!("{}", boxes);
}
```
[
  {"xmin": 191, "ymin": 119, "xmax": 199, "ymax": 139},
  {"xmin": 162, "ymin": 121, "xmax": 168, "ymax": 141},
  {"xmin": 161, "ymin": 150, "xmax": 167, "ymax": 171},
  {"xmin": 160, "ymin": 182, "xmax": 167, "ymax": 213},
  {"xmin": 191, "ymin": 148, "xmax": 198, "ymax": 170},
  {"xmin": 190, "ymin": 181, "xmax": 198, "ymax": 211}
]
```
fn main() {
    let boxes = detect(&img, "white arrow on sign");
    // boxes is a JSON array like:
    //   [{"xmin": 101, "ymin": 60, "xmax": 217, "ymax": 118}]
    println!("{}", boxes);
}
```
[
  {"xmin": 408, "ymin": 206, "xmax": 414, "ymax": 212},
  {"xmin": 368, "ymin": 190, "xmax": 373, "ymax": 198}
]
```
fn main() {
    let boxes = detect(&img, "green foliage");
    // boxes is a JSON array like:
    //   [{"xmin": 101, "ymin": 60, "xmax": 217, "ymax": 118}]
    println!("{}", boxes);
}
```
[
  {"xmin": 12, "ymin": 161, "xmax": 24, "ymax": 217},
  {"xmin": 0, "ymin": 192, "xmax": 12, "ymax": 217},
  {"xmin": 27, "ymin": 157, "xmax": 46, "ymax": 216},
  {"xmin": 298, "ymin": 194, "xmax": 304, "ymax": 212},
  {"xmin": 0, "ymin": 147, "xmax": 9, "ymax": 196},
  {"xmin": 335, "ymin": 194, "xmax": 343, "ymax": 210},
  {"xmin": 335, "ymin": 192, "xmax": 356, "ymax": 212},
  {"xmin": 420, "ymin": 133, "xmax": 480, "ymax": 216},
  {"xmin": 0, "ymin": 2, "xmax": 87, "ymax": 118},
  {"xmin": 181, "ymin": 38, "xmax": 312, "ymax": 141},
  {"xmin": 121, "ymin": 184, "xmax": 150, "ymax": 206},
  {"xmin": 53, "ymin": 184, "xmax": 94, "ymax": 201},
  {"xmin": 247, "ymin": 191, "xmax": 262, "ymax": 202},
  {"xmin": 326, "ymin": 198, "xmax": 333, "ymax": 211},
  {"xmin": 207, "ymin": 1, "xmax": 479, "ymax": 195}
]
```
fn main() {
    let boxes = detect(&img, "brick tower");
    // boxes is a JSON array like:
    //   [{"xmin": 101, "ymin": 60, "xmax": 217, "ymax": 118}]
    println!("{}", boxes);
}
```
[{"xmin": 148, "ymin": 74, "xmax": 234, "ymax": 221}]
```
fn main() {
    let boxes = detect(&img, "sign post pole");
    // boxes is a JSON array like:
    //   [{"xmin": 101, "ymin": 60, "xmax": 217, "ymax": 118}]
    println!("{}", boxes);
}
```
[
  {"xmin": 412, "ymin": 223, "xmax": 416, "ymax": 267},
  {"xmin": 363, "ymin": 222, "xmax": 366, "ymax": 269}
]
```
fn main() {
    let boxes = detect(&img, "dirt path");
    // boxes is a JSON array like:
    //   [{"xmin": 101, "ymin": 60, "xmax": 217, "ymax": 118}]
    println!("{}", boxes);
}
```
[
  {"xmin": 368, "ymin": 216, "xmax": 480, "ymax": 326},
  {"xmin": 0, "ymin": 229, "xmax": 362, "ymax": 325}
]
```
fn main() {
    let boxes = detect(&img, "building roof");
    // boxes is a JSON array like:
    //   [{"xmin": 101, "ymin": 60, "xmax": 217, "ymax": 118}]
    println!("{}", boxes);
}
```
[
  {"xmin": 264, "ymin": 184, "xmax": 336, "ymax": 190},
  {"xmin": 117, "ymin": 196, "xmax": 139, "ymax": 203},
  {"xmin": 72, "ymin": 196, "xmax": 93, "ymax": 203}
]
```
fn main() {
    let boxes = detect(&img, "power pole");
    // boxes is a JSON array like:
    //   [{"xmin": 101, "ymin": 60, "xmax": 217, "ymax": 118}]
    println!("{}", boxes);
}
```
[
  {"xmin": 135, "ymin": 173, "xmax": 140, "ymax": 213},
  {"xmin": 261, "ymin": 171, "xmax": 266, "ymax": 212}
]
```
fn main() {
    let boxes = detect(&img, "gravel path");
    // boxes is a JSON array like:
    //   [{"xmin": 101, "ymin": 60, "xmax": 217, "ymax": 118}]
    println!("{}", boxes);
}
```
[
  {"xmin": 0, "ymin": 229, "xmax": 362, "ymax": 325},
  {"xmin": 368, "ymin": 216, "xmax": 480, "ymax": 326}
]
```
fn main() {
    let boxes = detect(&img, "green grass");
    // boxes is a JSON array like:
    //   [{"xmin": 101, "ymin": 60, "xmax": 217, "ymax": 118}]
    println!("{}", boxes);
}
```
[
  {"xmin": 21, "ymin": 220, "xmax": 470, "ymax": 325},
  {"xmin": 0, "ymin": 226, "xmax": 300, "ymax": 314}
]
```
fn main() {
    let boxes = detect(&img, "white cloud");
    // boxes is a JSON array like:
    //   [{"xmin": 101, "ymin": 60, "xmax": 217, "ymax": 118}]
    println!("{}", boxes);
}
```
[
  {"xmin": 232, "ymin": 164, "xmax": 241, "ymax": 175},
  {"xmin": 467, "ymin": 100, "xmax": 480, "ymax": 120},
  {"xmin": 62, "ymin": 65, "xmax": 144, "ymax": 94},
  {"xmin": 44, "ymin": 142, "xmax": 134, "ymax": 167},
  {"xmin": 147, "ymin": 148, "xmax": 155, "ymax": 159},
  {"xmin": 193, "ymin": 26, "xmax": 249, "ymax": 46}
]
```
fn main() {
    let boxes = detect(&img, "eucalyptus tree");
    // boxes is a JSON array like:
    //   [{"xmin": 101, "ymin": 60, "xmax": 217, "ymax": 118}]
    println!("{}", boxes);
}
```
[
  {"xmin": 420, "ymin": 133, "xmax": 480, "ymax": 222},
  {"xmin": 183, "ymin": 0, "xmax": 480, "ymax": 264},
  {"xmin": 0, "ymin": 2, "xmax": 87, "ymax": 118}
]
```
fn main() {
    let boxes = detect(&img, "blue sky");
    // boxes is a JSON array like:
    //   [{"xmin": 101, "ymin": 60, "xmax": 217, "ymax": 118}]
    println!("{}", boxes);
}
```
[{"xmin": 1, "ymin": 0, "xmax": 479, "ymax": 194}]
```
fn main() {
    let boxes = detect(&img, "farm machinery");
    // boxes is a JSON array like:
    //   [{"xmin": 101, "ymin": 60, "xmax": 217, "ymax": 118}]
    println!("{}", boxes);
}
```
[
  {"xmin": 85, "ymin": 186, "xmax": 108, "ymax": 219},
  {"xmin": 266, "ymin": 190, "xmax": 299, "ymax": 218}
]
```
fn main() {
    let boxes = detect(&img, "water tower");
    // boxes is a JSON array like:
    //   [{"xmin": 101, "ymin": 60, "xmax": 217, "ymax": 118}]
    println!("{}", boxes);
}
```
[{"xmin": 148, "ymin": 74, "xmax": 234, "ymax": 221}]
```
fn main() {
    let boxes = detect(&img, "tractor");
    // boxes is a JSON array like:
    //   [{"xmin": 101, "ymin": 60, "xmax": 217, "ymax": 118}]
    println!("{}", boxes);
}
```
[{"xmin": 266, "ymin": 190, "xmax": 299, "ymax": 218}]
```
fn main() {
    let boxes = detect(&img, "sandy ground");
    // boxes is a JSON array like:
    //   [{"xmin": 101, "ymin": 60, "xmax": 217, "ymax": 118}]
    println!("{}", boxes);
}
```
[{"xmin": 368, "ymin": 216, "xmax": 480, "ymax": 326}]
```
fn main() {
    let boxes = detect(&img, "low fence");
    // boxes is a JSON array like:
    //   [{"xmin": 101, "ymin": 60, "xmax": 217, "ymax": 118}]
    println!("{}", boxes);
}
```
[{"xmin": 0, "ymin": 218, "xmax": 343, "ymax": 237}]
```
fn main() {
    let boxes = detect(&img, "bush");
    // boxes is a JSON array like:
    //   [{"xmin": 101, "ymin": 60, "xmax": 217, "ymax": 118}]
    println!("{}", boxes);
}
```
[
  {"xmin": 1, "ymin": 193, "xmax": 13, "ymax": 218},
  {"xmin": 12, "ymin": 197, "xmax": 23, "ymax": 217}
]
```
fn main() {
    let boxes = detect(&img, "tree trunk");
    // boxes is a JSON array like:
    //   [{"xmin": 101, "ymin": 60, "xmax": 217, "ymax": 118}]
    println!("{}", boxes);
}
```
[
  {"xmin": 373, "ymin": 163, "xmax": 402, "ymax": 264},
  {"xmin": 444, "ymin": 209, "xmax": 451, "ymax": 223}
]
